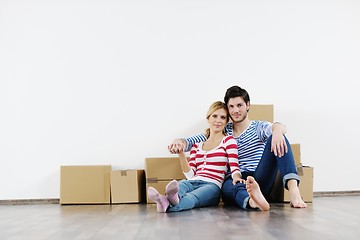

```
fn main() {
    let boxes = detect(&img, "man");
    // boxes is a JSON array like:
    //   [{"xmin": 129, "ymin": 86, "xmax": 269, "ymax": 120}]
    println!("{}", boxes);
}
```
[{"xmin": 168, "ymin": 85, "xmax": 307, "ymax": 209}]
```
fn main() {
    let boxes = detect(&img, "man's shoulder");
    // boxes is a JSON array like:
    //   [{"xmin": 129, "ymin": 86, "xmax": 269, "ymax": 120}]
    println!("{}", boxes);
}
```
[{"xmin": 250, "ymin": 120, "xmax": 271, "ymax": 127}]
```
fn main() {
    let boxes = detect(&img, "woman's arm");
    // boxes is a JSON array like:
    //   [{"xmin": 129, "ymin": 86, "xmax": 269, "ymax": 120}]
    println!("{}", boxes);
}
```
[
  {"xmin": 179, "ymin": 145, "xmax": 199, "ymax": 180},
  {"xmin": 178, "ymin": 152, "xmax": 190, "ymax": 173},
  {"xmin": 225, "ymin": 136, "xmax": 243, "ymax": 184}
]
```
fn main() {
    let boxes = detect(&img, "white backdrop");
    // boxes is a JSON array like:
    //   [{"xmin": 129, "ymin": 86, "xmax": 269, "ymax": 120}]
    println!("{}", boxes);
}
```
[{"xmin": 1, "ymin": 0, "xmax": 359, "ymax": 200}]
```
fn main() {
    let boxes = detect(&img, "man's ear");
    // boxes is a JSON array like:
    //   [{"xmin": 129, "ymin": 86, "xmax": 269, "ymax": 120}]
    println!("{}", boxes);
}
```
[{"xmin": 246, "ymin": 102, "xmax": 250, "ymax": 112}]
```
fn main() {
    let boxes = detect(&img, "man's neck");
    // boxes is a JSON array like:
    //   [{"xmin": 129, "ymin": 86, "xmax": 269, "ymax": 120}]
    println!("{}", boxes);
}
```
[{"xmin": 232, "ymin": 118, "xmax": 251, "ymax": 137}]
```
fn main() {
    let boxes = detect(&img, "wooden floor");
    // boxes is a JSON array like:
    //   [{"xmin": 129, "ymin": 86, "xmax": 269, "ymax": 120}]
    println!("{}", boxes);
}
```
[{"xmin": 1, "ymin": 196, "xmax": 359, "ymax": 240}]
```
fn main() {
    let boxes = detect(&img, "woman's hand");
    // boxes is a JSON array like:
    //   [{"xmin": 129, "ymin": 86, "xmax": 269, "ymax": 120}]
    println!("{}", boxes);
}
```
[
  {"xmin": 168, "ymin": 138, "xmax": 186, "ymax": 154},
  {"xmin": 232, "ymin": 174, "xmax": 245, "ymax": 185}
]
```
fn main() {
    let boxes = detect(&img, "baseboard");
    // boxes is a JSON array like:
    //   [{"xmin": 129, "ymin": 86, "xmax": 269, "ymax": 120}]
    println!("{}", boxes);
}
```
[
  {"xmin": 313, "ymin": 190, "xmax": 360, "ymax": 197},
  {"xmin": 0, "ymin": 198, "xmax": 59, "ymax": 205},
  {"xmin": 1, "ymin": 191, "xmax": 360, "ymax": 205}
]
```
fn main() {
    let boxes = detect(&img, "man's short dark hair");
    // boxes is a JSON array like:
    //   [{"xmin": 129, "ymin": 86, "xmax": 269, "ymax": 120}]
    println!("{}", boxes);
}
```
[{"xmin": 224, "ymin": 85, "xmax": 250, "ymax": 105}]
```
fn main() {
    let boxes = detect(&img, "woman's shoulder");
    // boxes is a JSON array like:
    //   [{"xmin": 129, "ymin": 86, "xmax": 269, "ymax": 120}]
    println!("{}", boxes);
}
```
[{"xmin": 222, "ymin": 135, "xmax": 236, "ymax": 143}]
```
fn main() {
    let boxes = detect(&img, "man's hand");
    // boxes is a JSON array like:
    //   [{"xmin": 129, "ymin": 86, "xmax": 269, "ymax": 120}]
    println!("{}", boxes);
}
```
[
  {"xmin": 271, "ymin": 122, "xmax": 288, "ymax": 157},
  {"xmin": 271, "ymin": 131, "xmax": 288, "ymax": 157},
  {"xmin": 168, "ymin": 138, "xmax": 186, "ymax": 154}
]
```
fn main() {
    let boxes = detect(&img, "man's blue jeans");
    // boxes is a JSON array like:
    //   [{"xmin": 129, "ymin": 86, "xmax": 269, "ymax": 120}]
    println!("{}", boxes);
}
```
[{"xmin": 221, "ymin": 135, "xmax": 300, "ymax": 209}]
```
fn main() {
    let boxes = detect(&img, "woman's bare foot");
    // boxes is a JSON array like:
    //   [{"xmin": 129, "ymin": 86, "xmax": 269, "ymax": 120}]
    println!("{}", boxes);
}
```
[
  {"xmin": 288, "ymin": 180, "xmax": 307, "ymax": 208},
  {"xmin": 246, "ymin": 176, "xmax": 270, "ymax": 211}
]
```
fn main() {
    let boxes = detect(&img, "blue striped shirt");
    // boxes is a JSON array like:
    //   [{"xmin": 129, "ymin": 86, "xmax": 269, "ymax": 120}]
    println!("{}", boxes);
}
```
[{"xmin": 185, "ymin": 120, "xmax": 272, "ymax": 173}]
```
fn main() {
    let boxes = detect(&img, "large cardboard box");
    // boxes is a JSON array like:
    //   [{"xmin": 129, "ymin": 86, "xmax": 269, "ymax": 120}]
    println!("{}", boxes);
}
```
[
  {"xmin": 248, "ymin": 104, "xmax": 274, "ymax": 122},
  {"xmin": 145, "ymin": 157, "xmax": 185, "ymax": 203},
  {"xmin": 110, "ymin": 170, "xmax": 145, "ymax": 204},
  {"xmin": 60, "ymin": 165, "xmax": 111, "ymax": 204},
  {"xmin": 145, "ymin": 157, "xmax": 185, "ymax": 180}
]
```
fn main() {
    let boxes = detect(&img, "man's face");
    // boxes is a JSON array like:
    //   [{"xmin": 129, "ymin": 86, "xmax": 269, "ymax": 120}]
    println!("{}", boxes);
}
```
[{"xmin": 227, "ymin": 97, "xmax": 249, "ymax": 123}]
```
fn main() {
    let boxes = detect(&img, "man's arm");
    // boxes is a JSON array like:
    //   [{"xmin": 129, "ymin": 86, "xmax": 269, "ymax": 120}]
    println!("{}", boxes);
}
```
[
  {"xmin": 168, "ymin": 133, "xmax": 207, "ymax": 154},
  {"xmin": 272, "ymin": 122, "xmax": 287, "ymax": 134}
]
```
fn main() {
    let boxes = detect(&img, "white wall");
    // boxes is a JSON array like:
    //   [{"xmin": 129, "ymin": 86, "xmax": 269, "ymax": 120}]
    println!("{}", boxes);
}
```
[{"xmin": 1, "ymin": 0, "xmax": 359, "ymax": 200}]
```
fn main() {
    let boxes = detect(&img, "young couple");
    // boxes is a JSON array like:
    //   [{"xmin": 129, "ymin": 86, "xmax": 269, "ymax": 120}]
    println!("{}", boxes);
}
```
[{"xmin": 148, "ymin": 85, "xmax": 307, "ymax": 213}]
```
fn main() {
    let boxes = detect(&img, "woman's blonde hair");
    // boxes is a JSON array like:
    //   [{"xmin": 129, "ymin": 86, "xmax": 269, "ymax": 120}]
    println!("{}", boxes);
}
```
[{"xmin": 204, "ymin": 101, "xmax": 229, "ymax": 138}]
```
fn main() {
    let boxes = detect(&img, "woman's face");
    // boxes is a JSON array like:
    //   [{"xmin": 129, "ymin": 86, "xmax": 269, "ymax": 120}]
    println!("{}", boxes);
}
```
[{"xmin": 208, "ymin": 108, "xmax": 228, "ymax": 133}]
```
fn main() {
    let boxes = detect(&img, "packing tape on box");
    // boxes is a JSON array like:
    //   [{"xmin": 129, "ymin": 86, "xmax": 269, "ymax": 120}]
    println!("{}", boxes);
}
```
[
  {"xmin": 146, "ymin": 178, "xmax": 181, "ymax": 183},
  {"xmin": 146, "ymin": 178, "xmax": 159, "ymax": 183}
]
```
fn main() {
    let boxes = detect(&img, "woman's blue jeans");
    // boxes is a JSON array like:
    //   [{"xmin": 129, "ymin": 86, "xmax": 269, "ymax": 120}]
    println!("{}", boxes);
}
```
[
  {"xmin": 221, "ymin": 135, "xmax": 300, "ymax": 209},
  {"xmin": 167, "ymin": 180, "xmax": 221, "ymax": 212}
]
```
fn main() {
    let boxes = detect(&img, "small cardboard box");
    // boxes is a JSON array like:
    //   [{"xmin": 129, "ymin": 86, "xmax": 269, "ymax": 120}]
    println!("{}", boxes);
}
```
[
  {"xmin": 145, "ymin": 157, "xmax": 186, "ymax": 203},
  {"xmin": 110, "ymin": 170, "xmax": 145, "ymax": 204},
  {"xmin": 248, "ymin": 104, "xmax": 274, "ymax": 122},
  {"xmin": 60, "ymin": 165, "xmax": 111, "ymax": 204}
]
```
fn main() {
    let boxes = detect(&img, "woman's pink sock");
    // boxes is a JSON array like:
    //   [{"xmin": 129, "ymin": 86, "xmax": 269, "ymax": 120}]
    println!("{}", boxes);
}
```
[
  {"xmin": 165, "ymin": 180, "xmax": 179, "ymax": 205},
  {"xmin": 147, "ymin": 187, "xmax": 169, "ymax": 213}
]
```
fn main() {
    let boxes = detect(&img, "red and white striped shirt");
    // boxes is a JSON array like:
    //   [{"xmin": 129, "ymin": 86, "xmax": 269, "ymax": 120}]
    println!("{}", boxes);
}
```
[{"xmin": 184, "ymin": 135, "xmax": 240, "ymax": 188}]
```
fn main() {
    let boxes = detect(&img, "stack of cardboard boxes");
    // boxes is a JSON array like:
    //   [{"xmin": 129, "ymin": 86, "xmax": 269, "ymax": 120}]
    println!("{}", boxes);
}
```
[
  {"xmin": 60, "ymin": 159, "xmax": 184, "ymax": 205},
  {"xmin": 248, "ymin": 104, "xmax": 314, "ymax": 203},
  {"xmin": 60, "ymin": 104, "xmax": 313, "ymax": 204}
]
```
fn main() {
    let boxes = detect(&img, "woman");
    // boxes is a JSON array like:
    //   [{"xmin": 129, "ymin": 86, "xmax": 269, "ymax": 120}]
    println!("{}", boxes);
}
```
[{"xmin": 147, "ymin": 101, "xmax": 243, "ymax": 212}]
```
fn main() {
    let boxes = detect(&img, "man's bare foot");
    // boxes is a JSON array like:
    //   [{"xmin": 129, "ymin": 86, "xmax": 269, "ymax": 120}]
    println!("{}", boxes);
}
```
[
  {"xmin": 246, "ymin": 176, "xmax": 270, "ymax": 211},
  {"xmin": 288, "ymin": 180, "xmax": 307, "ymax": 208}
]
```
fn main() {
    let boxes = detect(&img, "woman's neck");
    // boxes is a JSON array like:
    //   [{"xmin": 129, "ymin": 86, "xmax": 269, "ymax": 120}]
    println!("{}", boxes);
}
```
[
  {"xmin": 207, "ymin": 131, "xmax": 225, "ymax": 142},
  {"xmin": 203, "ymin": 131, "xmax": 225, "ymax": 151}
]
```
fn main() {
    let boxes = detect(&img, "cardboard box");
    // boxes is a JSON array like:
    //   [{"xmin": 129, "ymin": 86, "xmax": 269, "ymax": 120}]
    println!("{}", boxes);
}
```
[
  {"xmin": 110, "ymin": 170, "xmax": 145, "ymax": 204},
  {"xmin": 248, "ymin": 104, "xmax": 274, "ymax": 122},
  {"xmin": 270, "ymin": 166, "xmax": 314, "ymax": 203},
  {"xmin": 145, "ymin": 157, "xmax": 185, "ymax": 181},
  {"xmin": 145, "ymin": 157, "xmax": 186, "ymax": 203},
  {"xmin": 60, "ymin": 165, "xmax": 111, "ymax": 204},
  {"xmin": 146, "ymin": 181, "xmax": 170, "ymax": 203}
]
